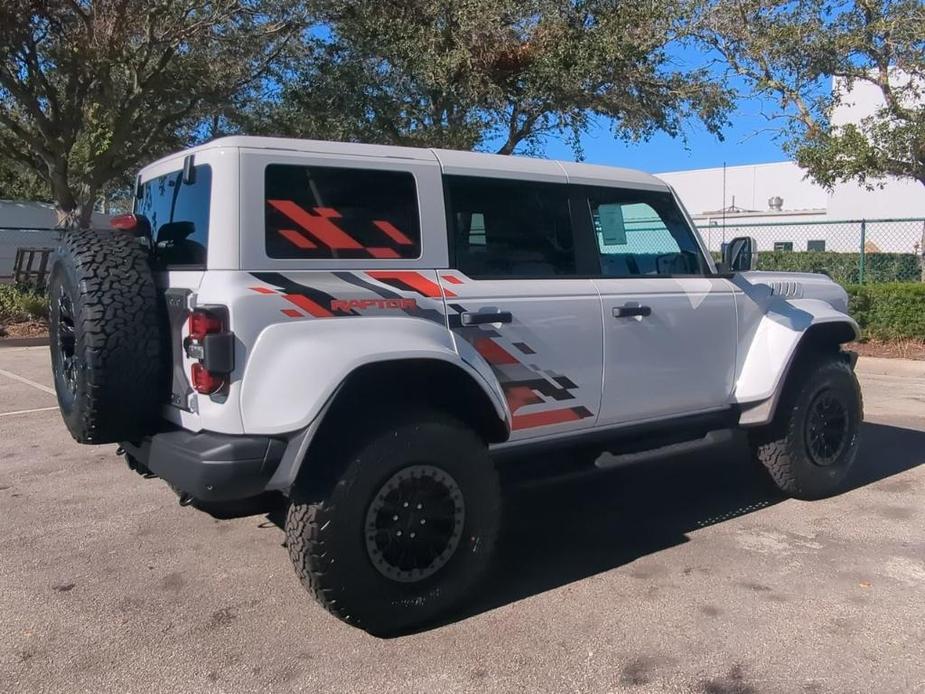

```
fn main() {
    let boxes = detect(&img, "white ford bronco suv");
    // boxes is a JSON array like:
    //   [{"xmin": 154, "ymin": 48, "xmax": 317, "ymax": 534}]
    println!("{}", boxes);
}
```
[{"xmin": 48, "ymin": 136, "xmax": 862, "ymax": 635}]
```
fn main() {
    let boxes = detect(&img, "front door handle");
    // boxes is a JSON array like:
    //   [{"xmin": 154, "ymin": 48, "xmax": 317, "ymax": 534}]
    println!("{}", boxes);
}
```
[
  {"xmin": 612, "ymin": 305, "xmax": 652, "ymax": 318},
  {"xmin": 460, "ymin": 311, "xmax": 513, "ymax": 326}
]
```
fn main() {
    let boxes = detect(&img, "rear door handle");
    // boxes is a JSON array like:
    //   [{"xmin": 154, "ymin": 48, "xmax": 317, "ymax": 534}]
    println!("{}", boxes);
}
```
[
  {"xmin": 612, "ymin": 305, "xmax": 652, "ymax": 318},
  {"xmin": 460, "ymin": 311, "xmax": 513, "ymax": 326}
]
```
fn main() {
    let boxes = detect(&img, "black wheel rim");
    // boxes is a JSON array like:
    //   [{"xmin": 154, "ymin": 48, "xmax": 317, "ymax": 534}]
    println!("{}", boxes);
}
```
[
  {"xmin": 364, "ymin": 465, "xmax": 465, "ymax": 583},
  {"xmin": 805, "ymin": 389, "xmax": 849, "ymax": 466},
  {"xmin": 56, "ymin": 285, "xmax": 78, "ymax": 397}
]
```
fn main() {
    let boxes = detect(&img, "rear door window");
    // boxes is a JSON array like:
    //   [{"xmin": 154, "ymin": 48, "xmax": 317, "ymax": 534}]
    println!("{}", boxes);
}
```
[
  {"xmin": 264, "ymin": 165, "xmax": 421, "ymax": 259},
  {"xmin": 445, "ymin": 176, "xmax": 576, "ymax": 278},
  {"xmin": 136, "ymin": 165, "xmax": 211, "ymax": 268}
]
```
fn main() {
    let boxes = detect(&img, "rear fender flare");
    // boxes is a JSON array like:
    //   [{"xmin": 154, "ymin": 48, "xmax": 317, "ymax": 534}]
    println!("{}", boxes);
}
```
[{"xmin": 240, "ymin": 316, "xmax": 509, "ymax": 435}]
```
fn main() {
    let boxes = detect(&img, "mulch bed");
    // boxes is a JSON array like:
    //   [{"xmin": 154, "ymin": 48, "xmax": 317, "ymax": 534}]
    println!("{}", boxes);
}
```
[
  {"xmin": 850, "ymin": 340, "xmax": 925, "ymax": 361},
  {"xmin": 0, "ymin": 320, "xmax": 49, "ymax": 339}
]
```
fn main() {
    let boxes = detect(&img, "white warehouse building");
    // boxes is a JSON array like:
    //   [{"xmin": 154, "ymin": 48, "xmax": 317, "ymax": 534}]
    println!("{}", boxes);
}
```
[{"xmin": 657, "ymin": 78, "xmax": 925, "ymax": 254}]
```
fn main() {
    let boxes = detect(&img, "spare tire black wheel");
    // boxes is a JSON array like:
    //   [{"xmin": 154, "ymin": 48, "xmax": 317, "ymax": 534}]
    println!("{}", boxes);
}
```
[{"xmin": 49, "ymin": 229, "xmax": 166, "ymax": 444}]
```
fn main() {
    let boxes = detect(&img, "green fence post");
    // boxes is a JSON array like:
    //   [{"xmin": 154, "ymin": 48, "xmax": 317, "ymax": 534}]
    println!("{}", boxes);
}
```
[{"xmin": 859, "ymin": 219, "xmax": 866, "ymax": 284}]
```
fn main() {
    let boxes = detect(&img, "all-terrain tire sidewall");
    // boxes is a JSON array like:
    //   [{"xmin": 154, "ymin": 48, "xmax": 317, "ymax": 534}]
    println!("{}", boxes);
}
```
[
  {"xmin": 48, "ymin": 229, "xmax": 165, "ymax": 444},
  {"xmin": 286, "ymin": 414, "xmax": 501, "ymax": 636},
  {"xmin": 48, "ymin": 258, "xmax": 85, "ymax": 427},
  {"xmin": 752, "ymin": 356, "xmax": 862, "ymax": 500}
]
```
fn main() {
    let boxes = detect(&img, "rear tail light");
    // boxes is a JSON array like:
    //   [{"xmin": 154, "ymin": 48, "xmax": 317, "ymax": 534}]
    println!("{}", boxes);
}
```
[
  {"xmin": 185, "ymin": 308, "xmax": 234, "ymax": 395},
  {"xmin": 110, "ymin": 213, "xmax": 140, "ymax": 230},
  {"xmin": 191, "ymin": 363, "xmax": 225, "ymax": 395}
]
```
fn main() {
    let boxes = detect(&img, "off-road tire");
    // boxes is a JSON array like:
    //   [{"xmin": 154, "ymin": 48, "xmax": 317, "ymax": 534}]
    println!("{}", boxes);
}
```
[
  {"xmin": 749, "ymin": 353, "xmax": 862, "ymax": 500},
  {"xmin": 48, "ymin": 229, "xmax": 165, "ymax": 444},
  {"xmin": 286, "ymin": 412, "xmax": 501, "ymax": 636}
]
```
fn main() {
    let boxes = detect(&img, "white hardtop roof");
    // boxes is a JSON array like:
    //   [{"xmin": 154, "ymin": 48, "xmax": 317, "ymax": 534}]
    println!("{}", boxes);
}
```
[{"xmin": 142, "ymin": 135, "xmax": 668, "ymax": 191}]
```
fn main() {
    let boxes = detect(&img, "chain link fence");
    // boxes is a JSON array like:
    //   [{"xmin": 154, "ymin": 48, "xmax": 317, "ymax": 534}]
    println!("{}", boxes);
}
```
[{"xmin": 699, "ymin": 217, "xmax": 925, "ymax": 284}]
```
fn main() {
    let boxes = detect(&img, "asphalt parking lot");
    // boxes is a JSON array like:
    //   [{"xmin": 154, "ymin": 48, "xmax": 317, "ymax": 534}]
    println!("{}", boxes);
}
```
[{"xmin": 1, "ymin": 346, "xmax": 923, "ymax": 694}]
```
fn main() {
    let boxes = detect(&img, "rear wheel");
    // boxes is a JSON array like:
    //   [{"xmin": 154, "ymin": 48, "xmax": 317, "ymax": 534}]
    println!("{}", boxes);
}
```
[
  {"xmin": 749, "ymin": 353, "xmax": 862, "ymax": 500},
  {"xmin": 286, "ymin": 412, "xmax": 500, "ymax": 636}
]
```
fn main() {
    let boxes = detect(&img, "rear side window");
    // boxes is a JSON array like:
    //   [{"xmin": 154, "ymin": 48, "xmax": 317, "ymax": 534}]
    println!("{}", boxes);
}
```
[
  {"xmin": 264, "ymin": 165, "xmax": 421, "ymax": 259},
  {"xmin": 136, "ymin": 165, "xmax": 211, "ymax": 268},
  {"xmin": 445, "ymin": 176, "xmax": 576, "ymax": 278},
  {"xmin": 588, "ymin": 189, "xmax": 706, "ymax": 276}
]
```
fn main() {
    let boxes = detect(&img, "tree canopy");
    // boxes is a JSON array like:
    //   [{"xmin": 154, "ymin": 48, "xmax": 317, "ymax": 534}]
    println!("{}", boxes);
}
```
[
  {"xmin": 0, "ymin": 0, "xmax": 300, "ymax": 226},
  {"xmin": 696, "ymin": 0, "xmax": 925, "ymax": 188},
  {"xmin": 256, "ymin": 0, "xmax": 732, "ymax": 155}
]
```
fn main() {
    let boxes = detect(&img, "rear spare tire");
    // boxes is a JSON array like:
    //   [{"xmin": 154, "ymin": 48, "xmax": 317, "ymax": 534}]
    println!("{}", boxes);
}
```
[{"xmin": 49, "ymin": 229, "xmax": 165, "ymax": 444}]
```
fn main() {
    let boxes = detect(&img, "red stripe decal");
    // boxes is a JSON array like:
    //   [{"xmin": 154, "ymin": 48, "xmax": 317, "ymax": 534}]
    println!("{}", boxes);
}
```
[
  {"xmin": 368, "ymin": 247, "xmax": 401, "ymax": 259},
  {"xmin": 278, "ymin": 228, "xmax": 317, "ymax": 249},
  {"xmin": 282, "ymin": 294, "xmax": 334, "ymax": 318},
  {"xmin": 441, "ymin": 275, "xmax": 463, "ymax": 285},
  {"xmin": 473, "ymin": 337, "xmax": 519, "ymax": 365},
  {"xmin": 250, "ymin": 286, "xmax": 277, "ymax": 294},
  {"xmin": 313, "ymin": 207, "xmax": 342, "ymax": 218},
  {"xmin": 512, "ymin": 407, "xmax": 585, "ymax": 430},
  {"xmin": 367, "ymin": 271, "xmax": 454, "ymax": 298},
  {"xmin": 504, "ymin": 385, "xmax": 543, "ymax": 413},
  {"xmin": 281, "ymin": 308, "xmax": 303, "ymax": 318},
  {"xmin": 268, "ymin": 200, "xmax": 362, "ymax": 250},
  {"xmin": 373, "ymin": 220, "xmax": 413, "ymax": 245}
]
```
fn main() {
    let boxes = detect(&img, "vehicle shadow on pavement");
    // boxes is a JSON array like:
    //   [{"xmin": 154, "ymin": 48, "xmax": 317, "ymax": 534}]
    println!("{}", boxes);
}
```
[
  {"xmin": 253, "ymin": 421, "xmax": 923, "ymax": 635},
  {"xmin": 435, "ymin": 421, "xmax": 924, "ymax": 632}
]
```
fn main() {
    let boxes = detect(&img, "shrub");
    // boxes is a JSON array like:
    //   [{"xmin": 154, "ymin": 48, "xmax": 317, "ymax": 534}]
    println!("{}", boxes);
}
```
[
  {"xmin": 846, "ymin": 283, "xmax": 925, "ymax": 341},
  {"xmin": 0, "ymin": 283, "xmax": 49, "ymax": 323},
  {"xmin": 756, "ymin": 251, "xmax": 920, "ymax": 284}
]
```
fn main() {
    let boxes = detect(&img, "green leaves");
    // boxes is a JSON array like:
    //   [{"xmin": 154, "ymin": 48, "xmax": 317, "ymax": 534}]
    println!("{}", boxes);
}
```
[
  {"xmin": 696, "ymin": 0, "xmax": 925, "ymax": 189},
  {"xmin": 847, "ymin": 283, "xmax": 925, "ymax": 341},
  {"xmin": 258, "ymin": 0, "xmax": 732, "ymax": 155},
  {"xmin": 0, "ymin": 0, "xmax": 303, "ymax": 226}
]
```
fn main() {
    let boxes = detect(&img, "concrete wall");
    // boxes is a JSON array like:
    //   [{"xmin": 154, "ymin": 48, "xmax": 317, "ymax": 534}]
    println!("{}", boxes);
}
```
[{"xmin": 657, "ymin": 72, "xmax": 925, "ymax": 254}]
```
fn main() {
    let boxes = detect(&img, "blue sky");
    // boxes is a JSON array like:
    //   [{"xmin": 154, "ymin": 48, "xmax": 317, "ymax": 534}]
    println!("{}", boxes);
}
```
[
  {"xmin": 538, "ymin": 96, "xmax": 790, "ymax": 174},
  {"xmin": 529, "ymin": 45, "xmax": 795, "ymax": 174}
]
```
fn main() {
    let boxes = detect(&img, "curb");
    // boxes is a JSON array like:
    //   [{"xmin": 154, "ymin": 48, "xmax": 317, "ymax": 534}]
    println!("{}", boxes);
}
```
[{"xmin": 0, "ymin": 336, "xmax": 49, "ymax": 348}]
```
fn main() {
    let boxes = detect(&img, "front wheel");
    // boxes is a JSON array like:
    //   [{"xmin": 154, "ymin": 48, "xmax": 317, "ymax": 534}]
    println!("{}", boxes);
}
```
[
  {"xmin": 286, "ymin": 412, "xmax": 500, "ymax": 636},
  {"xmin": 749, "ymin": 353, "xmax": 863, "ymax": 500}
]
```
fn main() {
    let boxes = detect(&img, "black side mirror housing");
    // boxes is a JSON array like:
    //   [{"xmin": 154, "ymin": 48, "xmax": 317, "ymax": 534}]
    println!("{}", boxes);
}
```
[{"xmin": 722, "ymin": 236, "xmax": 758, "ymax": 272}]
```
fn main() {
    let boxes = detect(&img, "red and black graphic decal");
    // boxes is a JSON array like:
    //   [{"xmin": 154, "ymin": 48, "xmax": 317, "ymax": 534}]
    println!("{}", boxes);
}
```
[
  {"xmin": 366, "ymin": 271, "xmax": 456, "ymax": 298},
  {"xmin": 250, "ymin": 272, "xmax": 348, "ymax": 318},
  {"xmin": 446, "ymin": 301, "xmax": 593, "ymax": 431},
  {"xmin": 248, "ymin": 272, "xmax": 446, "ymax": 325},
  {"xmin": 266, "ymin": 201, "xmax": 418, "ymax": 260}
]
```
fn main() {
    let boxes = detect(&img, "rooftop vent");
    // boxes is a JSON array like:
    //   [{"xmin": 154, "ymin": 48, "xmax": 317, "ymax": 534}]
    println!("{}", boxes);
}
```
[{"xmin": 768, "ymin": 195, "xmax": 784, "ymax": 211}]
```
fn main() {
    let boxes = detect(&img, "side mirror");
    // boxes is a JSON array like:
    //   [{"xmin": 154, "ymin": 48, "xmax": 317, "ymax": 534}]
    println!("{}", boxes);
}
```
[{"xmin": 722, "ymin": 236, "xmax": 757, "ymax": 272}]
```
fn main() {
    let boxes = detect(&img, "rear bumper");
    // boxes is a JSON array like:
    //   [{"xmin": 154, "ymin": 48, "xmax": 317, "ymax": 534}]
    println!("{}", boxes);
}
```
[{"xmin": 121, "ymin": 429, "xmax": 286, "ymax": 502}]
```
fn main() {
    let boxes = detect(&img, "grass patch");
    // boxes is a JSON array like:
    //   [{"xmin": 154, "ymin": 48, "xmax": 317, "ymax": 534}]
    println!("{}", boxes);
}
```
[{"xmin": 0, "ymin": 283, "xmax": 49, "ymax": 324}]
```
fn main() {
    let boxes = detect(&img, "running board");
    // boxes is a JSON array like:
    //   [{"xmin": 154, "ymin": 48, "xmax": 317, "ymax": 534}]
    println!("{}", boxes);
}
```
[{"xmin": 595, "ymin": 429, "xmax": 735, "ymax": 470}]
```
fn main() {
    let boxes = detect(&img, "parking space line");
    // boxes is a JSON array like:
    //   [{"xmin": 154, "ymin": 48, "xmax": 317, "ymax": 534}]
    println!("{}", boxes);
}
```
[
  {"xmin": 0, "ymin": 406, "xmax": 59, "ymax": 418},
  {"xmin": 0, "ymin": 368, "xmax": 56, "ymax": 395}
]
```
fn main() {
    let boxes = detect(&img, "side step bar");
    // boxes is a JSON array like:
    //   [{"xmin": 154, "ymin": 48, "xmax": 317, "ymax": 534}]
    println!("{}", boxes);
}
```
[{"xmin": 595, "ymin": 429, "xmax": 735, "ymax": 469}]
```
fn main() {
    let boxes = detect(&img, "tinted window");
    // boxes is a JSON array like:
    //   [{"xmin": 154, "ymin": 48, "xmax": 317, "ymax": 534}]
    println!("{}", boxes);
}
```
[
  {"xmin": 588, "ymin": 189, "xmax": 705, "ymax": 276},
  {"xmin": 446, "ymin": 176, "xmax": 576, "ymax": 278},
  {"xmin": 265, "ymin": 165, "xmax": 420, "ymax": 259},
  {"xmin": 136, "ymin": 165, "xmax": 211, "ymax": 267}
]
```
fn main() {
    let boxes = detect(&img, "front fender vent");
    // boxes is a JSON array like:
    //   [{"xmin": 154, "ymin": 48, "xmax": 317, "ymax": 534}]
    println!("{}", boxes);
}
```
[{"xmin": 767, "ymin": 281, "xmax": 804, "ymax": 298}]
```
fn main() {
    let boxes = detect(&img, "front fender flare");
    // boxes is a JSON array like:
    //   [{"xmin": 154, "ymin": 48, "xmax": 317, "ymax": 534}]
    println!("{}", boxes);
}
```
[{"xmin": 735, "ymin": 298, "xmax": 859, "ymax": 426}]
